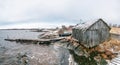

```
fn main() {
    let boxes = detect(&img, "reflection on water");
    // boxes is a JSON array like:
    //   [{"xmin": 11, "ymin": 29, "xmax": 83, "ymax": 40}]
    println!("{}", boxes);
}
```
[{"xmin": 0, "ymin": 30, "xmax": 71, "ymax": 65}]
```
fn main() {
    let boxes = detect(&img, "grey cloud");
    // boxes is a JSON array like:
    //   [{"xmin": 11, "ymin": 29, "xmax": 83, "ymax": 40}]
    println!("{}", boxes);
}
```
[{"xmin": 0, "ymin": 0, "xmax": 119, "ymax": 28}]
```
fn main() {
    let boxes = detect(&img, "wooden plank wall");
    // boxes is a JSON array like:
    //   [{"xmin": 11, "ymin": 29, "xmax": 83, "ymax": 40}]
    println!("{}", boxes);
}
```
[{"xmin": 72, "ymin": 20, "xmax": 110, "ymax": 48}]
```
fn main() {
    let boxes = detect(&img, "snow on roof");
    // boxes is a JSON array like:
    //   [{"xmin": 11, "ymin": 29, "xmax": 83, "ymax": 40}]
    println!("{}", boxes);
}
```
[{"xmin": 73, "ymin": 18, "xmax": 105, "ymax": 31}]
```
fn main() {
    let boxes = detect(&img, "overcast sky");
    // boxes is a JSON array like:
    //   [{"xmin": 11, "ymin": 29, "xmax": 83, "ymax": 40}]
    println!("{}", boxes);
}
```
[{"xmin": 0, "ymin": 0, "xmax": 119, "ymax": 29}]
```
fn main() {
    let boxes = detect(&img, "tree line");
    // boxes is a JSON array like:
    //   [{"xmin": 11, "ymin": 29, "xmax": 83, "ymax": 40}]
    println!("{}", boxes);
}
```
[{"xmin": 109, "ymin": 24, "xmax": 120, "ymax": 28}]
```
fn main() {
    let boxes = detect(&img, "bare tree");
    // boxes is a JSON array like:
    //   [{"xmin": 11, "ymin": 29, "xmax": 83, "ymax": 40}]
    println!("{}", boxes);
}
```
[{"xmin": 112, "ymin": 24, "xmax": 117, "ymax": 27}]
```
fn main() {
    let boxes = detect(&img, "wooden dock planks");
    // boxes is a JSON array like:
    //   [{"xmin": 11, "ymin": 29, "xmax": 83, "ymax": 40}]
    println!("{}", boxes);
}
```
[{"xmin": 4, "ymin": 37, "xmax": 64, "ymax": 45}]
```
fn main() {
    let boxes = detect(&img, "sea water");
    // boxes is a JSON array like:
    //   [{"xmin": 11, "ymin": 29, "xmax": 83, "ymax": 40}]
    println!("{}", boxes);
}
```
[{"xmin": 0, "ymin": 29, "xmax": 72, "ymax": 65}]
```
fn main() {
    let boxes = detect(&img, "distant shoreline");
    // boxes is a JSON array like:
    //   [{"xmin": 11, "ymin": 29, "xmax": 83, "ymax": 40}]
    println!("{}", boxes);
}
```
[{"xmin": 0, "ymin": 28, "xmax": 43, "ymax": 30}]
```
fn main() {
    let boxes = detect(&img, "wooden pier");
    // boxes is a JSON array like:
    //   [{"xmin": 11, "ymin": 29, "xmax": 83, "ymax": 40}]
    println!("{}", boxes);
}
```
[{"xmin": 4, "ymin": 37, "xmax": 64, "ymax": 45}]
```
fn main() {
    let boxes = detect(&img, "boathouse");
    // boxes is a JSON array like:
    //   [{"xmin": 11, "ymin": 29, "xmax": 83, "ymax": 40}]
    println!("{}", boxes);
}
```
[{"xmin": 72, "ymin": 18, "xmax": 111, "ymax": 48}]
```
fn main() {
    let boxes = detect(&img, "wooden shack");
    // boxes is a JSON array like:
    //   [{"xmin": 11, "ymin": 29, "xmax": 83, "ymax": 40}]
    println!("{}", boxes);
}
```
[{"xmin": 72, "ymin": 19, "xmax": 111, "ymax": 48}]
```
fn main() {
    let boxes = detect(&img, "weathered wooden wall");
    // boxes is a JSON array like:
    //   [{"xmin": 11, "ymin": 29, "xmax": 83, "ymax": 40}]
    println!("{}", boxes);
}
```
[{"xmin": 72, "ymin": 20, "xmax": 110, "ymax": 48}]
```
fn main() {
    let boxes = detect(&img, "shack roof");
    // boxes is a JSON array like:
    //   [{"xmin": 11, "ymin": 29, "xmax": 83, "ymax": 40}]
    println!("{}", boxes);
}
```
[{"xmin": 73, "ymin": 18, "xmax": 111, "ymax": 32}]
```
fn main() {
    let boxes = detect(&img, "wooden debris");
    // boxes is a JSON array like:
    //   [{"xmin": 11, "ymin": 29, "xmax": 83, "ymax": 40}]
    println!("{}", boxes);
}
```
[{"xmin": 64, "ymin": 36, "xmax": 120, "ymax": 60}]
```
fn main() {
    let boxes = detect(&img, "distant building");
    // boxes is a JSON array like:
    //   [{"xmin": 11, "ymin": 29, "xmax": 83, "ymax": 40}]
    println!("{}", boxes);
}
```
[
  {"xmin": 72, "ymin": 19, "xmax": 111, "ymax": 48},
  {"xmin": 58, "ymin": 25, "xmax": 73, "ymax": 37}
]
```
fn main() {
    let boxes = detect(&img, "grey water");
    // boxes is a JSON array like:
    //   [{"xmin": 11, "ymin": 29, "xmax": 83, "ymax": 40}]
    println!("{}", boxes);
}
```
[{"xmin": 0, "ymin": 29, "xmax": 70, "ymax": 65}]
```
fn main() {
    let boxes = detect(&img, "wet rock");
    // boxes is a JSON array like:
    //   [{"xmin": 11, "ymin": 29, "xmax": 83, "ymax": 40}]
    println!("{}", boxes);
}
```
[
  {"xmin": 16, "ymin": 52, "xmax": 29, "ymax": 65},
  {"xmin": 69, "ymin": 49, "xmax": 107, "ymax": 65}
]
